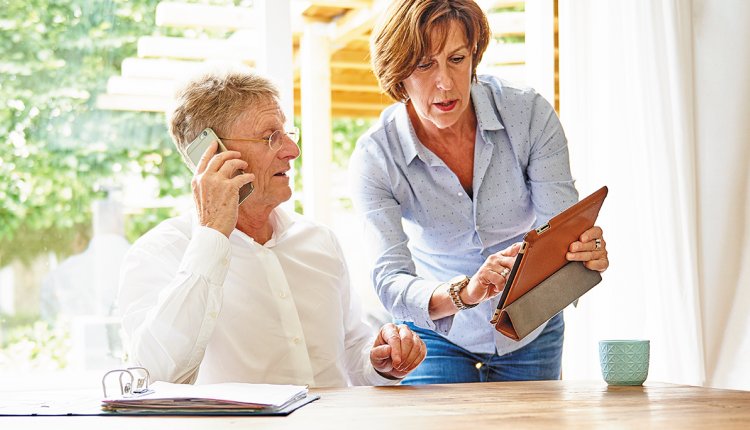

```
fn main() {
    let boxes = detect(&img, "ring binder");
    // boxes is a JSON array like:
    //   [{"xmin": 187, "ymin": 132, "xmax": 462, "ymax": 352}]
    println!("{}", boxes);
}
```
[
  {"xmin": 0, "ymin": 367, "xmax": 317, "ymax": 416},
  {"xmin": 101, "ymin": 367, "xmax": 153, "ymax": 398}
]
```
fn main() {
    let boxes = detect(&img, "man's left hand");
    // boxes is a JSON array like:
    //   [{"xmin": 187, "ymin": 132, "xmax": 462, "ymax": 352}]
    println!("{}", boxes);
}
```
[{"xmin": 370, "ymin": 323, "xmax": 426, "ymax": 380}]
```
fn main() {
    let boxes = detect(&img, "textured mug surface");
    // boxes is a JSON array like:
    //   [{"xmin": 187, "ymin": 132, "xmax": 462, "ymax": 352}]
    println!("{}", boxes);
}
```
[{"xmin": 599, "ymin": 340, "xmax": 650, "ymax": 386}]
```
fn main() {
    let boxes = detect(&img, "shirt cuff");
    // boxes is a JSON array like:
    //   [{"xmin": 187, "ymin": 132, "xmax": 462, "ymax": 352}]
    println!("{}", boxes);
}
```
[
  {"xmin": 178, "ymin": 225, "xmax": 231, "ymax": 284},
  {"xmin": 402, "ymin": 278, "xmax": 455, "ymax": 335}
]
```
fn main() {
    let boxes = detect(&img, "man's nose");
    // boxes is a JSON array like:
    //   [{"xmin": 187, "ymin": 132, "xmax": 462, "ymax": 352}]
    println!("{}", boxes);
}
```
[{"xmin": 279, "ymin": 133, "xmax": 300, "ymax": 159}]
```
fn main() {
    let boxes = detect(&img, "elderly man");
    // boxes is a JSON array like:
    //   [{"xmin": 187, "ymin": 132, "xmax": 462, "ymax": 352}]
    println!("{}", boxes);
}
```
[{"xmin": 118, "ymin": 69, "xmax": 426, "ymax": 387}]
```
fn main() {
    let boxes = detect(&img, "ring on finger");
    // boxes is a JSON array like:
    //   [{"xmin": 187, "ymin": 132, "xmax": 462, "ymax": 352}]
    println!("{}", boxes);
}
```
[
  {"xmin": 500, "ymin": 267, "xmax": 510, "ymax": 278},
  {"xmin": 595, "ymin": 238, "xmax": 602, "ymax": 250}
]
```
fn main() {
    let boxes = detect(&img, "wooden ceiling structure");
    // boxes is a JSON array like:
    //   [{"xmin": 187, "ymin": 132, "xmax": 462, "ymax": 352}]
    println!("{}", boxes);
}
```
[{"xmin": 96, "ymin": 0, "xmax": 531, "ymax": 119}]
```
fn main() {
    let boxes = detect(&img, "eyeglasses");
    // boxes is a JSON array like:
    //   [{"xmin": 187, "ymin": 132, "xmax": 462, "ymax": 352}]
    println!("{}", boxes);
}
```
[{"xmin": 219, "ymin": 127, "xmax": 300, "ymax": 152}]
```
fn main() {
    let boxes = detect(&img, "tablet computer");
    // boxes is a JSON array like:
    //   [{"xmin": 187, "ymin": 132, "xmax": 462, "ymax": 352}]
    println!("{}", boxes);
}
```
[{"xmin": 490, "ymin": 185, "xmax": 608, "ymax": 340}]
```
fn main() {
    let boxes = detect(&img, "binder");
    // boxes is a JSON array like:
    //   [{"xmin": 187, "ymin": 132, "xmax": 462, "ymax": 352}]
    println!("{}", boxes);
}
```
[{"xmin": 0, "ymin": 367, "xmax": 318, "ymax": 416}]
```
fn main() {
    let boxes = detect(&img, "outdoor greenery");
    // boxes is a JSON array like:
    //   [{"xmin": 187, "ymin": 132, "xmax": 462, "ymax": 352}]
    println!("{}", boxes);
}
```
[
  {"xmin": 0, "ymin": 315, "xmax": 70, "ymax": 369},
  {"xmin": 0, "ymin": 0, "xmax": 373, "ymax": 369},
  {"xmin": 0, "ymin": 0, "xmax": 189, "ymax": 268},
  {"xmin": 0, "ymin": 0, "xmax": 371, "ymax": 270}
]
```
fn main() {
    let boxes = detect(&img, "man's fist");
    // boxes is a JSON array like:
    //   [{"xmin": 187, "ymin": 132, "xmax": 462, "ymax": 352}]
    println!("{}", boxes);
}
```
[{"xmin": 370, "ymin": 323, "xmax": 427, "ymax": 379}]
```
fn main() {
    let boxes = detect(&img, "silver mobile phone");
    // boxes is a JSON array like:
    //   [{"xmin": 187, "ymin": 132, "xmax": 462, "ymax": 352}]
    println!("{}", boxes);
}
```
[{"xmin": 185, "ymin": 128, "xmax": 254, "ymax": 204}]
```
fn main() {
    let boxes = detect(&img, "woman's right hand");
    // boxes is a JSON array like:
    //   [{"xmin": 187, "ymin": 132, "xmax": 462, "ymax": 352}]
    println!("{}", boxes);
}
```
[{"xmin": 461, "ymin": 242, "xmax": 524, "ymax": 306}]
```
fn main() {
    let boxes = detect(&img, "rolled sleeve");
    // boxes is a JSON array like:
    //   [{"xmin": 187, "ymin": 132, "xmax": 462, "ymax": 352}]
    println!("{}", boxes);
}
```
[
  {"xmin": 350, "ymin": 140, "xmax": 441, "ymax": 328},
  {"xmin": 526, "ymin": 93, "xmax": 579, "ymax": 222}
]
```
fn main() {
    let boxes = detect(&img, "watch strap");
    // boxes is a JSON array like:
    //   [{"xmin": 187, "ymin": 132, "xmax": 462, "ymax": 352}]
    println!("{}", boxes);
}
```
[{"xmin": 448, "ymin": 276, "xmax": 476, "ymax": 310}]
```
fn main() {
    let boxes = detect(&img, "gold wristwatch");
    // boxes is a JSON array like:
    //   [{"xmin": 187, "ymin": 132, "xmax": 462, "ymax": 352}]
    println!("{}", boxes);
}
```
[{"xmin": 447, "ymin": 275, "xmax": 476, "ymax": 310}]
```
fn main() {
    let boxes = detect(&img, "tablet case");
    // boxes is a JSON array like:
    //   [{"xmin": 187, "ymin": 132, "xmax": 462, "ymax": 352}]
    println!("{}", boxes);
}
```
[{"xmin": 490, "ymin": 186, "xmax": 608, "ymax": 340}]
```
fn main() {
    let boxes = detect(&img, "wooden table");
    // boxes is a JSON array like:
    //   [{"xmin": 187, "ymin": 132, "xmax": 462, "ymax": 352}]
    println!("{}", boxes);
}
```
[{"xmin": 2, "ymin": 380, "xmax": 748, "ymax": 429}]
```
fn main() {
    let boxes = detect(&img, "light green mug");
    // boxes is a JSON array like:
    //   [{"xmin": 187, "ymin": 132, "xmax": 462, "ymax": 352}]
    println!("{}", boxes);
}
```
[{"xmin": 598, "ymin": 340, "xmax": 650, "ymax": 386}]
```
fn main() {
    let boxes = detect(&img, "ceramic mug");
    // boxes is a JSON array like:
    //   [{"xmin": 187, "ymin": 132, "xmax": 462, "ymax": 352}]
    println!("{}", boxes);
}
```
[{"xmin": 599, "ymin": 339, "xmax": 650, "ymax": 386}]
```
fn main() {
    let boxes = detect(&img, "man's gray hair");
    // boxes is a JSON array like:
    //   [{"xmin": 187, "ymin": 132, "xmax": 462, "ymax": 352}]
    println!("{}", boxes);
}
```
[{"xmin": 167, "ymin": 68, "xmax": 280, "ymax": 158}]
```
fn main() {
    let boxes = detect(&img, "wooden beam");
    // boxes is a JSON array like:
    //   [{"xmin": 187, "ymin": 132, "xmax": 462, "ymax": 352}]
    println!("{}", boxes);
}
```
[
  {"xmin": 155, "ymin": 2, "xmax": 255, "ymax": 30},
  {"xmin": 330, "ymin": 91, "xmax": 392, "ymax": 106},
  {"xmin": 295, "ymin": 88, "xmax": 393, "ymax": 106},
  {"xmin": 295, "ymin": 82, "xmax": 380, "ymax": 93},
  {"xmin": 329, "ymin": 100, "xmax": 391, "ymax": 111},
  {"xmin": 328, "ymin": 1, "xmax": 384, "ymax": 51},
  {"xmin": 331, "ymin": 49, "xmax": 371, "ymax": 69},
  {"xmin": 295, "ymin": 106, "xmax": 383, "ymax": 119},
  {"xmin": 295, "ymin": 71, "xmax": 381, "ymax": 92}
]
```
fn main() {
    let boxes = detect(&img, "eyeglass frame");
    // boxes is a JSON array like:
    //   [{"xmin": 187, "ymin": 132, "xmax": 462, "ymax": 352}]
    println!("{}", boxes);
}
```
[{"xmin": 218, "ymin": 126, "xmax": 300, "ymax": 151}]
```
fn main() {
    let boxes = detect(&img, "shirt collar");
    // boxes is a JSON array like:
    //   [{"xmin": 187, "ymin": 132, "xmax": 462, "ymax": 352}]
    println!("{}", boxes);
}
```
[
  {"xmin": 235, "ymin": 207, "xmax": 295, "ymax": 248},
  {"xmin": 189, "ymin": 205, "xmax": 295, "ymax": 248},
  {"xmin": 397, "ymin": 80, "xmax": 505, "ymax": 165},
  {"xmin": 470, "ymin": 79, "xmax": 505, "ymax": 132},
  {"xmin": 393, "ymin": 103, "xmax": 422, "ymax": 165}
]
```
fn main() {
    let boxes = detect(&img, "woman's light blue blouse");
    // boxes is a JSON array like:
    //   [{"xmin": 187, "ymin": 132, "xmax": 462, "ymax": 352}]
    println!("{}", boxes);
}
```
[{"xmin": 349, "ymin": 75, "xmax": 578, "ymax": 355}]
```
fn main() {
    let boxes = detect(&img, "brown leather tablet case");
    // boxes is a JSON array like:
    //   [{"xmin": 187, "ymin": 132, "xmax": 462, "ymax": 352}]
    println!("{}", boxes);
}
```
[{"xmin": 490, "ymin": 186, "xmax": 608, "ymax": 340}]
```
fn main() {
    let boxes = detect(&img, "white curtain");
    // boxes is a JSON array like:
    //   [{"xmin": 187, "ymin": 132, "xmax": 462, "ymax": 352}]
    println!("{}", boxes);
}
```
[
  {"xmin": 692, "ymin": 1, "xmax": 750, "ymax": 390},
  {"xmin": 558, "ymin": 0, "xmax": 750, "ymax": 389},
  {"xmin": 557, "ymin": 0, "xmax": 750, "ymax": 387}
]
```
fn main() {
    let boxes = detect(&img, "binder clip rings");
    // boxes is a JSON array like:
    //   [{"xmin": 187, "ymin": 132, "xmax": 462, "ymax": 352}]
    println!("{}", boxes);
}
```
[{"xmin": 102, "ymin": 367, "xmax": 153, "ymax": 398}]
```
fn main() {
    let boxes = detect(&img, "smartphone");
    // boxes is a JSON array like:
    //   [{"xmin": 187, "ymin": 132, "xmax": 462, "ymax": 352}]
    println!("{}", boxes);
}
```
[{"xmin": 185, "ymin": 128, "xmax": 254, "ymax": 204}]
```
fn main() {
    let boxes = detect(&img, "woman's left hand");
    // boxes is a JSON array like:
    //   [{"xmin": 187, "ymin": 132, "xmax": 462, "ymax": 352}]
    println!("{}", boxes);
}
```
[{"xmin": 566, "ymin": 226, "xmax": 609, "ymax": 272}]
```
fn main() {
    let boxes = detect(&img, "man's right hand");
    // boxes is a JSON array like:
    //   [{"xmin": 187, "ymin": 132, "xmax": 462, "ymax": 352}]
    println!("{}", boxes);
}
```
[{"xmin": 192, "ymin": 141, "xmax": 255, "ymax": 237}]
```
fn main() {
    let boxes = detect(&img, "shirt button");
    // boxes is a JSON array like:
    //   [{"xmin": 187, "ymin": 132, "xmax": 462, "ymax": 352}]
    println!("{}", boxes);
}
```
[
  {"xmin": 458, "ymin": 192, "xmax": 463, "ymax": 197},
  {"xmin": 293, "ymin": 337, "xmax": 301, "ymax": 345},
  {"xmin": 279, "ymin": 291, "xmax": 287, "ymax": 299}
]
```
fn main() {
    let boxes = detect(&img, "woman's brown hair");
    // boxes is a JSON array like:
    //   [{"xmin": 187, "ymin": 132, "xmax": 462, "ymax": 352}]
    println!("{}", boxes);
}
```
[{"xmin": 370, "ymin": 0, "xmax": 491, "ymax": 102}]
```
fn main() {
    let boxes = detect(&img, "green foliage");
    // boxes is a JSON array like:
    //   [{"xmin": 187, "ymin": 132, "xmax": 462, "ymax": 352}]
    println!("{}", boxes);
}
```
[
  {"xmin": 332, "ymin": 117, "xmax": 372, "ymax": 168},
  {"xmin": 124, "ymin": 206, "xmax": 181, "ymax": 243},
  {"xmin": 0, "ymin": 316, "xmax": 71, "ymax": 369},
  {"xmin": 0, "ymin": 0, "xmax": 188, "ymax": 267},
  {"xmin": 0, "ymin": 0, "xmax": 374, "ymax": 266}
]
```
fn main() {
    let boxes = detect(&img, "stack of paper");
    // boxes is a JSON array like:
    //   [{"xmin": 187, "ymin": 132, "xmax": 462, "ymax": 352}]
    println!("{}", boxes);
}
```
[{"xmin": 102, "ymin": 381, "xmax": 316, "ymax": 415}]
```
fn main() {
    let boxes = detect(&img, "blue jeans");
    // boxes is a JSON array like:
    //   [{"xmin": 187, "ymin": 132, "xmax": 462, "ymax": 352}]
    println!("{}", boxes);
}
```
[{"xmin": 401, "ymin": 313, "xmax": 564, "ymax": 384}]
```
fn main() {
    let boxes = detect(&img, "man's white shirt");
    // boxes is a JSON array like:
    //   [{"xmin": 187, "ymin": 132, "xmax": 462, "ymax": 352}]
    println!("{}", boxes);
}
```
[{"xmin": 118, "ymin": 208, "xmax": 395, "ymax": 387}]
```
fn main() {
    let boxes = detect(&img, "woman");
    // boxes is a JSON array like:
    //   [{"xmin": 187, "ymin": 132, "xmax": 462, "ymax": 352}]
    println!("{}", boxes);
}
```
[{"xmin": 349, "ymin": 0, "xmax": 609, "ymax": 384}]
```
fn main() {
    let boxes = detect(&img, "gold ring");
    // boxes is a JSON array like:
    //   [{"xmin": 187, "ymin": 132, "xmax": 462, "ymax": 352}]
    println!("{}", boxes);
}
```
[{"xmin": 595, "ymin": 238, "xmax": 602, "ymax": 250}]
